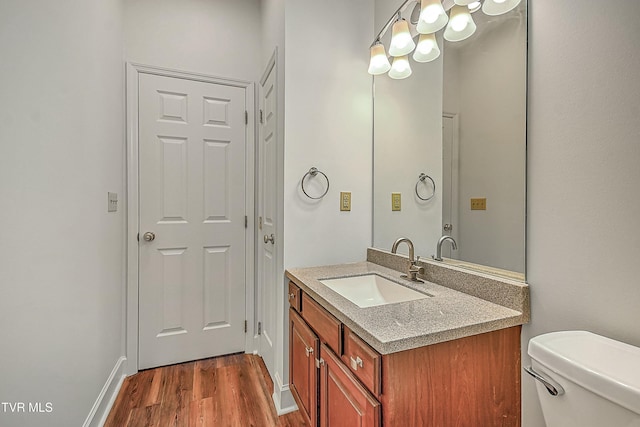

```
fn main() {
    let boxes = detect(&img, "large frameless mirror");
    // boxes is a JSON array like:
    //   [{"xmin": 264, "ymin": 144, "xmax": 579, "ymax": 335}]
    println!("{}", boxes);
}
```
[{"xmin": 372, "ymin": 0, "xmax": 527, "ymax": 280}]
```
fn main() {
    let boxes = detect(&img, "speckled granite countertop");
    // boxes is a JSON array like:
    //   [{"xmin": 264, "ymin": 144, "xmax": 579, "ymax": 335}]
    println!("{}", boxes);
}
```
[{"xmin": 286, "ymin": 261, "xmax": 528, "ymax": 355}]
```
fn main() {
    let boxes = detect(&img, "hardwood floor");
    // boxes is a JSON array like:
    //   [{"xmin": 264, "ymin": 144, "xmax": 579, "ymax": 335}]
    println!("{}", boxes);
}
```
[{"xmin": 105, "ymin": 354, "xmax": 308, "ymax": 427}]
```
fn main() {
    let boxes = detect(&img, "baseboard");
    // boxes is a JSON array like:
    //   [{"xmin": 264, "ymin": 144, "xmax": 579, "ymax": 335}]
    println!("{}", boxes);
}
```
[
  {"xmin": 271, "ymin": 371, "xmax": 297, "ymax": 415},
  {"xmin": 83, "ymin": 356, "xmax": 127, "ymax": 427}
]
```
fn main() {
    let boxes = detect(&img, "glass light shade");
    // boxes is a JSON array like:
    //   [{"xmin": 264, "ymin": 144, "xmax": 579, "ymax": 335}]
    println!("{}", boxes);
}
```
[
  {"xmin": 388, "ymin": 19, "xmax": 416, "ymax": 57},
  {"xmin": 388, "ymin": 55, "xmax": 412, "ymax": 79},
  {"xmin": 468, "ymin": 1, "xmax": 482, "ymax": 12},
  {"xmin": 444, "ymin": 5, "xmax": 477, "ymax": 42},
  {"xmin": 454, "ymin": 0, "xmax": 476, "ymax": 5},
  {"xmin": 413, "ymin": 33, "xmax": 441, "ymax": 63},
  {"xmin": 368, "ymin": 43, "xmax": 391, "ymax": 75},
  {"xmin": 482, "ymin": 0, "xmax": 522, "ymax": 16},
  {"xmin": 416, "ymin": 0, "xmax": 448, "ymax": 34}
]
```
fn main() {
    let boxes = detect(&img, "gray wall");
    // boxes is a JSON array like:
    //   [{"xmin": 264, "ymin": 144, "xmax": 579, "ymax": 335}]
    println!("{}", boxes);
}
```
[
  {"xmin": 454, "ymin": 18, "xmax": 526, "ymax": 273},
  {"xmin": 124, "ymin": 0, "xmax": 262, "ymax": 82},
  {"xmin": 0, "ymin": 0, "xmax": 125, "ymax": 426},
  {"xmin": 523, "ymin": 1, "xmax": 640, "ymax": 425}
]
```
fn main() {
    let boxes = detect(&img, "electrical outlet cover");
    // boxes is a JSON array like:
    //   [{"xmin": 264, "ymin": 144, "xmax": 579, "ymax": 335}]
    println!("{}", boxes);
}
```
[
  {"xmin": 340, "ymin": 192, "xmax": 352, "ymax": 211},
  {"xmin": 392, "ymin": 193, "xmax": 402, "ymax": 211}
]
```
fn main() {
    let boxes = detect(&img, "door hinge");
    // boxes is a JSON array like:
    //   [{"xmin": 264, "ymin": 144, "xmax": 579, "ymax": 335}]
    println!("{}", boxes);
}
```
[
  {"xmin": 259, "ymin": 109, "xmax": 264, "ymax": 124},
  {"xmin": 258, "ymin": 322, "xmax": 262, "ymax": 335},
  {"xmin": 244, "ymin": 320, "xmax": 247, "ymax": 333},
  {"xmin": 245, "ymin": 215, "xmax": 248, "ymax": 228},
  {"xmin": 245, "ymin": 110, "xmax": 248, "ymax": 125}
]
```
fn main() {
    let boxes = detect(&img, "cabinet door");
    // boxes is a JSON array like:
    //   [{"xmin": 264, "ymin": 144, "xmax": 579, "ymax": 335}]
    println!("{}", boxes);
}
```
[
  {"xmin": 290, "ymin": 308, "xmax": 319, "ymax": 426},
  {"xmin": 319, "ymin": 344, "xmax": 380, "ymax": 427}
]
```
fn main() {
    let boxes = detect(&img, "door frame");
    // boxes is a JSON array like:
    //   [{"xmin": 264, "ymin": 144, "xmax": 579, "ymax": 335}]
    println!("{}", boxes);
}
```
[
  {"xmin": 125, "ymin": 63, "xmax": 256, "ymax": 375},
  {"xmin": 442, "ymin": 112, "xmax": 460, "ymax": 258}
]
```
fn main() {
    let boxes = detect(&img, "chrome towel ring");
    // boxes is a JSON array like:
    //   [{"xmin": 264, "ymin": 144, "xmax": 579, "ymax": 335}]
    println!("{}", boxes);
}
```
[
  {"xmin": 301, "ymin": 167, "xmax": 330, "ymax": 199},
  {"xmin": 415, "ymin": 173, "xmax": 436, "ymax": 201}
]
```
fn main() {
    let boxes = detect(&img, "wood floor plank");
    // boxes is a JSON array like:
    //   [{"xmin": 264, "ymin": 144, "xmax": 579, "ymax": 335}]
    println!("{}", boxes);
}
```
[
  {"xmin": 279, "ymin": 411, "xmax": 310, "ymax": 427},
  {"xmin": 192, "ymin": 358, "xmax": 220, "ymax": 400},
  {"xmin": 256, "ymin": 355, "xmax": 274, "ymax": 394},
  {"xmin": 159, "ymin": 361, "xmax": 194, "ymax": 427},
  {"xmin": 189, "ymin": 397, "xmax": 217, "ymax": 427},
  {"xmin": 215, "ymin": 364, "xmax": 243, "ymax": 424},
  {"xmin": 104, "ymin": 377, "xmax": 133, "ymax": 427},
  {"xmin": 127, "ymin": 403, "xmax": 161, "ymax": 427},
  {"xmin": 237, "ymin": 358, "xmax": 280, "ymax": 426},
  {"xmin": 106, "ymin": 354, "xmax": 308, "ymax": 427},
  {"xmin": 142, "ymin": 368, "xmax": 164, "ymax": 407},
  {"xmin": 129, "ymin": 368, "xmax": 159, "ymax": 409}
]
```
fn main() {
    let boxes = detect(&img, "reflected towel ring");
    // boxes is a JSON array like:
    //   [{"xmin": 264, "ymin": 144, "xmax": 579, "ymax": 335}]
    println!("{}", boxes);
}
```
[
  {"xmin": 416, "ymin": 173, "xmax": 436, "ymax": 201},
  {"xmin": 301, "ymin": 167, "xmax": 330, "ymax": 199}
]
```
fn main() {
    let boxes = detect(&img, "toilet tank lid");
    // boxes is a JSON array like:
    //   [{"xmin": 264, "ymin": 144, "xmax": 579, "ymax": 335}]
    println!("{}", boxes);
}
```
[{"xmin": 528, "ymin": 331, "xmax": 640, "ymax": 415}]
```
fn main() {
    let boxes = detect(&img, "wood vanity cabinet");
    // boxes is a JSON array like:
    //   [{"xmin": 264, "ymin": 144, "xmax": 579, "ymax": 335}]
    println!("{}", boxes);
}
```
[
  {"xmin": 319, "ymin": 343, "xmax": 381, "ymax": 427},
  {"xmin": 289, "ymin": 308, "xmax": 318, "ymax": 426},
  {"xmin": 289, "ymin": 282, "xmax": 380, "ymax": 427},
  {"xmin": 288, "ymin": 281, "xmax": 522, "ymax": 427}
]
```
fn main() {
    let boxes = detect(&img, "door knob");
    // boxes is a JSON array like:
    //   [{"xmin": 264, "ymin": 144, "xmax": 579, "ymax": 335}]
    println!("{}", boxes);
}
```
[
  {"xmin": 142, "ymin": 232, "xmax": 156, "ymax": 242},
  {"xmin": 263, "ymin": 234, "xmax": 275, "ymax": 244}
]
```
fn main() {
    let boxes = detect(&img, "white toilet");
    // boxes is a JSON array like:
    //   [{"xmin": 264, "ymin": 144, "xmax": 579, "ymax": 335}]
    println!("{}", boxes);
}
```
[{"xmin": 527, "ymin": 331, "xmax": 640, "ymax": 427}]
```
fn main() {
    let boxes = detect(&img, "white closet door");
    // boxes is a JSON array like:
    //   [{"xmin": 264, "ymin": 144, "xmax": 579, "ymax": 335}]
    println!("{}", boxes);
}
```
[{"xmin": 138, "ymin": 72, "xmax": 247, "ymax": 369}]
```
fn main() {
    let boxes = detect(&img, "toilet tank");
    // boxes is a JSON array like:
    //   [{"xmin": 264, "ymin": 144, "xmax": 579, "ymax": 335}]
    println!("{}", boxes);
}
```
[{"xmin": 528, "ymin": 331, "xmax": 640, "ymax": 427}]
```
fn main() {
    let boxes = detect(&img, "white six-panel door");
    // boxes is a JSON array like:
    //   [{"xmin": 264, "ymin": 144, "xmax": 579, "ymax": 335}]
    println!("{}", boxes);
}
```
[
  {"xmin": 258, "ymin": 61, "xmax": 278, "ymax": 378},
  {"xmin": 138, "ymin": 72, "xmax": 247, "ymax": 369}
]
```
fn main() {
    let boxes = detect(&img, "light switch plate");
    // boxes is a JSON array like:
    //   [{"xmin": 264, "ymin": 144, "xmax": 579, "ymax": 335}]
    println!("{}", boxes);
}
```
[
  {"xmin": 340, "ymin": 192, "xmax": 351, "ymax": 211},
  {"xmin": 108, "ymin": 192, "xmax": 118, "ymax": 212},
  {"xmin": 391, "ymin": 193, "xmax": 401, "ymax": 211},
  {"xmin": 470, "ymin": 198, "xmax": 486, "ymax": 210}
]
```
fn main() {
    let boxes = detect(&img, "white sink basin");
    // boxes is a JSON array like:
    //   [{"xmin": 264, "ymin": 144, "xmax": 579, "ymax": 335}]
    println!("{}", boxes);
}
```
[{"xmin": 319, "ymin": 274, "xmax": 430, "ymax": 308}]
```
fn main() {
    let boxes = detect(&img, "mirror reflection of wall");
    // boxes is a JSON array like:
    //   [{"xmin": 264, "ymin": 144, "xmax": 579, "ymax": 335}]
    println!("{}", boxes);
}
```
[
  {"xmin": 373, "ymin": 40, "xmax": 443, "ymax": 260},
  {"xmin": 373, "ymin": 1, "xmax": 526, "ymax": 277}
]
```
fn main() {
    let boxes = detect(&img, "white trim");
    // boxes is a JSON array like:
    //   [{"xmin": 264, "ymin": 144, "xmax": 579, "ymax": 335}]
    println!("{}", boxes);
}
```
[
  {"xmin": 83, "ymin": 356, "xmax": 127, "ymax": 427},
  {"xmin": 126, "ymin": 62, "xmax": 257, "ymax": 374},
  {"xmin": 244, "ymin": 81, "xmax": 258, "ymax": 352},
  {"xmin": 443, "ymin": 112, "xmax": 460, "ymax": 257},
  {"xmin": 260, "ymin": 51, "xmax": 277, "ymax": 86},
  {"xmin": 126, "ymin": 63, "xmax": 140, "ymax": 375},
  {"xmin": 271, "ymin": 371, "xmax": 297, "ymax": 416}
]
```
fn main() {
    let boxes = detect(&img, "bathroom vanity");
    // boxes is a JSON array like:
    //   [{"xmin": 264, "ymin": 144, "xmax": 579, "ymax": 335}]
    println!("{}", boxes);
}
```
[{"xmin": 286, "ymin": 249, "xmax": 529, "ymax": 427}]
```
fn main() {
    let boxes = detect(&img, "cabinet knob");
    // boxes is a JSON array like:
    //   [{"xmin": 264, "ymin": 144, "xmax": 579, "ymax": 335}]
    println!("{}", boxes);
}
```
[
  {"xmin": 289, "ymin": 293, "xmax": 295, "ymax": 299},
  {"xmin": 350, "ymin": 356, "xmax": 363, "ymax": 371}
]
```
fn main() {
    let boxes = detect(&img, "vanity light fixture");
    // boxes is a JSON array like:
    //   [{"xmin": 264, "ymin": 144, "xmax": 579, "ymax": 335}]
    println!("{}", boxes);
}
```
[
  {"xmin": 368, "ymin": 41, "xmax": 392, "ymax": 75},
  {"xmin": 482, "ymin": 0, "xmax": 522, "ymax": 16},
  {"xmin": 367, "ymin": 0, "xmax": 523, "ymax": 77},
  {"xmin": 389, "ymin": 17, "xmax": 416, "ymax": 56},
  {"xmin": 467, "ymin": 1, "xmax": 482, "ymax": 13},
  {"xmin": 416, "ymin": 0, "xmax": 448, "ymax": 35},
  {"xmin": 388, "ymin": 55, "xmax": 412, "ymax": 79},
  {"xmin": 413, "ymin": 33, "xmax": 440, "ymax": 63},
  {"xmin": 444, "ymin": 5, "xmax": 477, "ymax": 42}
]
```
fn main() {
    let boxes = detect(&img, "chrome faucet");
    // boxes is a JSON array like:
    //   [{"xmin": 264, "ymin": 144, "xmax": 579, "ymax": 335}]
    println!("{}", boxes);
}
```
[
  {"xmin": 433, "ymin": 235, "xmax": 457, "ymax": 261},
  {"xmin": 391, "ymin": 238, "xmax": 424, "ymax": 282}
]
